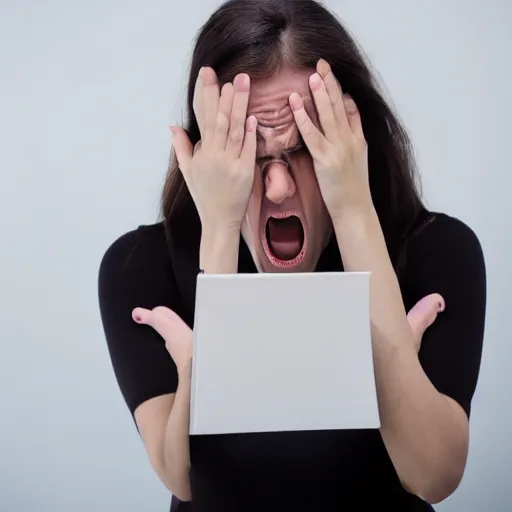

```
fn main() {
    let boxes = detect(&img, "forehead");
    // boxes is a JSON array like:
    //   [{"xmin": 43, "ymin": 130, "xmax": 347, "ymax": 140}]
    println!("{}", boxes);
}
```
[
  {"xmin": 248, "ymin": 68, "xmax": 316, "ymax": 121},
  {"xmin": 249, "ymin": 69, "xmax": 312, "ymax": 105}
]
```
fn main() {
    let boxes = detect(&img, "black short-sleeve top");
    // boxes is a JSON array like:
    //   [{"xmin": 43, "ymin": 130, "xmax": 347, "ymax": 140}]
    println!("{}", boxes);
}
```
[{"xmin": 98, "ymin": 210, "xmax": 486, "ymax": 512}]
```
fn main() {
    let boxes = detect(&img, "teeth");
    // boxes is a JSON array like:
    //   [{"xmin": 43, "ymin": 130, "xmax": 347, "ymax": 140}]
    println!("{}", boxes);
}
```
[{"xmin": 267, "ymin": 212, "xmax": 297, "ymax": 221}]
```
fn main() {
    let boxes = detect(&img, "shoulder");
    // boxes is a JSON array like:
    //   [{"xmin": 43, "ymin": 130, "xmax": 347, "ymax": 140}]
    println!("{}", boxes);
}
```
[
  {"xmin": 405, "ymin": 211, "xmax": 485, "ymax": 275},
  {"xmin": 403, "ymin": 210, "xmax": 486, "ymax": 307},
  {"xmin": 97, "ymin": 222, "xmax": 181, "ymax": 412},
  {"xmin": 98, "ymin": 221, "xmax": 179, "ymax": 309},
  {"xmin": 408, "ymin": 211, "xmax": 483, "ymax": 256},
  {"xmin": 99, "ymin": 221, "xmax": 168, "ymax": 276}
]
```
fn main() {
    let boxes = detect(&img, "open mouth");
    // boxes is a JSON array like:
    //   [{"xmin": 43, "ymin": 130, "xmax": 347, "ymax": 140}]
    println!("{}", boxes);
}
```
[{"xmin": 262, "ymin": 213, "xmax": 306, "ymax": 268}]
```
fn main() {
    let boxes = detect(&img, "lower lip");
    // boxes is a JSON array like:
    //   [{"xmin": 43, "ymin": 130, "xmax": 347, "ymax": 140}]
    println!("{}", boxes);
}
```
[{"xmin": 261, "ymin": 222, "xmax": 307, "ymax": 269}]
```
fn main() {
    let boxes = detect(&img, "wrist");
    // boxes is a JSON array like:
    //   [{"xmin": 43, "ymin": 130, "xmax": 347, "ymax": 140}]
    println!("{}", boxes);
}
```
[
  {"xmin": 177, "ymin": 358, "xmax": 193, "ymax": 382},
  {"xmin": 200, "ymin": 224, "xmax": 241, "ymax": 274},
  {"xmin": 332, "ymin": 198, "xmax": 377, "ymax": 236}
]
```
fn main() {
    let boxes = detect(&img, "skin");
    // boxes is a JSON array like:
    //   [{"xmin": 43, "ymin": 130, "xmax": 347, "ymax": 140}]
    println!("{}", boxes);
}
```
[
  {"xmin": 132, "ymin": 62, "xmax": 467, "ymax": 503},
  {"xmin": 242, "ymin": 69, "xmax": 331, "ymax": 272},
  {"xmin": 289, "ymin": 59, "xmax": 468, "ymax": 502},
  {"xmin": 132, "ymin": 292, "xmax": 445, "ymax": 501}
]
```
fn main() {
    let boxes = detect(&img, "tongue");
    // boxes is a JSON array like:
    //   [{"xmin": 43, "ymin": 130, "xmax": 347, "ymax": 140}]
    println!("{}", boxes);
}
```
[{"xmin": 267, "ymin": 217, "xmax": 303, "ymax": 261}]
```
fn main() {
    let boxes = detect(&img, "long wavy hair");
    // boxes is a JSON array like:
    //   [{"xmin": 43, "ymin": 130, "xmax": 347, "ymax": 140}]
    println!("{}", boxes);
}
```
[{"xmin": 161, "ymin": 0, "xmax": 424, "ymax": 268}]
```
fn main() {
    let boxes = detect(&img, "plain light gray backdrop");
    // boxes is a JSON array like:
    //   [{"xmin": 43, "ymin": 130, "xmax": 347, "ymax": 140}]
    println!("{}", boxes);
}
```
[{"xmin": 1, "ymin": 0, "xmax": 510, "ymax": 510}]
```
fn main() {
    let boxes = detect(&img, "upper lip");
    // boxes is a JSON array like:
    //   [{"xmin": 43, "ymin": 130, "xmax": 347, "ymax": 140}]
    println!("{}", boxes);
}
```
[{"xmin": 264, "ymin": 210, "xmax": 304, "ymax": 223}]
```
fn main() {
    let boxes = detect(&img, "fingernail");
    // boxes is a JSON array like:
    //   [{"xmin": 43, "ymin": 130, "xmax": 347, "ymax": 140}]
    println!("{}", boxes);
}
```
[
  {"xmin": 317, "ymin": 58, "xmax": 330, "ymax": 76},
  {"xmin": 246, "ymin": 115, "xmax": 257, "ymax": 131},
  {"xmin": 344, "ymin": 96, "xmax": 357, "ymax": 114},
  {"xmin": 169, "ymin": 126, "xmax": 176, "ymax": 136},
  {"xmin": 309, "ymin": 73, "xmax": 322, "ymax": 89},
  {"xmin": 234, "ymin": 73, "xmax": 250, "ymax": 91},
  {"xmin": 289, "ymin": 93, "xmax": 303, "ymax": 111}
]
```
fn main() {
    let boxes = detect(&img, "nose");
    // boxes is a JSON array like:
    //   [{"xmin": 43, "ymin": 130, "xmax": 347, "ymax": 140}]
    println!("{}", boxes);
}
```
[{"xmin": 264, "ymin": 162, "xmax": 296, "ymax": 204}]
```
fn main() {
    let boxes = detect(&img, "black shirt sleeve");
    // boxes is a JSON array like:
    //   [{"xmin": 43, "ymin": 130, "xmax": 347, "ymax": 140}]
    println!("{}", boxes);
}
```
[
  {"xmin": 403, "ymin": 213, "xmax": 486, "ymax": 417},
  {"xmin": 98, "ymin": 224, "xmax": 180, "ymax": 416}
]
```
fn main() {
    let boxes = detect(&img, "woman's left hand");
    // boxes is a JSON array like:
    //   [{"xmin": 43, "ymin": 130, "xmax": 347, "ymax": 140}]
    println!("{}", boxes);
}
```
[
  {"xmin": 407, "ymin": 293, "xmax": 446, "ymax": 352},
  {"xmin": 289, "ymin": 59, "xmax": 370, "ymax": 221}
]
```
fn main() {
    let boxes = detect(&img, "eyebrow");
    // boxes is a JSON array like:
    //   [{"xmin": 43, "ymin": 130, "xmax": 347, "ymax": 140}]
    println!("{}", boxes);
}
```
[
  {"xmin": 287, "ymin": 134, "xmax": 306, "ymax": 153},
  {"xmin": 256, "ymin": 134, "xmax": 306, "ymax": 165}
]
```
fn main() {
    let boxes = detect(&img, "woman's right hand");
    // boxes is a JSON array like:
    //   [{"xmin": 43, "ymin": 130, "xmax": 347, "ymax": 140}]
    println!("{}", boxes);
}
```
[
  {"xmin": 132, "ymin": 306, "xmax": 193, "ymax": 375},
  {"xmin": 170, "ymin": 67, "xmax": 258, "ymax": 232}
]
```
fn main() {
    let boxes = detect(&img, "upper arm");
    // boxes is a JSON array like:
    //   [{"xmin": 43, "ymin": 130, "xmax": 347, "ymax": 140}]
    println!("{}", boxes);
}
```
[
  {"xmin": 403, "ymin": 214, "xmax": 487, "ymax": 418},
  {"xmin": 97, "ymin": 224, "xmax": 180, "ymax": 420}
]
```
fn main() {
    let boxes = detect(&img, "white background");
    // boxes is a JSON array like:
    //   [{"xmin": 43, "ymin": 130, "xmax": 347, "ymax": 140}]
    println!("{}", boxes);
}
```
[{"xmin": 1, "ymin": 0, "xmax": 510, "ymax": 510}]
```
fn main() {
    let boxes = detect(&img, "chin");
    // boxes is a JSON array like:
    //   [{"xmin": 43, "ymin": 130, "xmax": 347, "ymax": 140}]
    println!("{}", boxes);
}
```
[{"xmin": 257, "ymin": 255, "xmax": 315, "ymax": 273}]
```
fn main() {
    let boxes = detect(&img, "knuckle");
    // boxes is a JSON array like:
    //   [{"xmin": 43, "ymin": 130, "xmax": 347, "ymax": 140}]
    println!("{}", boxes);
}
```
[
  {"xmin": 216, "ymin": 112, "xmax": 229, "ymax": 131},
  {"xmin": 229, "ymin": 126, "xmax": 244, "ymax": 144},
  {"xmin": 297, "ymin": 114, "xmax": 308, "ymax": 128}
]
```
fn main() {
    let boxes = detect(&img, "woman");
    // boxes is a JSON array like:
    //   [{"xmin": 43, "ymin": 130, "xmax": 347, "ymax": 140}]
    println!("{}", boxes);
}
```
[{"xmin": 98, "ymin": 1, "xmax": 486, "ymax": 510}]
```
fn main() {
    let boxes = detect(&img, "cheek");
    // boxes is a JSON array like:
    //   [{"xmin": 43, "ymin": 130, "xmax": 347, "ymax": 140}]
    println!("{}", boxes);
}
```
[
  {"xmin": 293, "ymin": 155, "xmax": 322, "ymax": 203},
  {"xmin": 294, "ymin": 155, "xmax": 331, "ymax": 224}
]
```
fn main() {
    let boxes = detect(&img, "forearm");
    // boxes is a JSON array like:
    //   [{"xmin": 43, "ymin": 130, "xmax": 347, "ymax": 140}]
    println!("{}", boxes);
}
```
[
  {"xmin": 372, "ymin": 343, "xmax": 468, "ymax": 502},
  {"xmin": 163, "ymin": 362, "xmax": 193, "ymax": 501},
  {"xmin": 333, "ymin": 204, "xmax": 468, "ymax": 502},
  {"xmin": 162, "ymin": 226, "xmax": 239, "ymax": 500}
]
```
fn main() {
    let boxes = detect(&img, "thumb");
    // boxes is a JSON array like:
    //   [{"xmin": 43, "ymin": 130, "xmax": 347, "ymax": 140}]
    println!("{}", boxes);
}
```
[
  {"xmin": 169, "ymin": 126, "xmax": 193, "ymax": 174},
  {"xmin": 407, "ymin": 293, "xmax": 445, "ymax": 350}
]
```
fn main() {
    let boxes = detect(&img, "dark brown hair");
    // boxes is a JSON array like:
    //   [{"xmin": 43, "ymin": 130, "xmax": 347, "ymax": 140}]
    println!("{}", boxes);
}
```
[{"xmin": 162, "ymin": 0, "xmax": 424, "ymax": 267}]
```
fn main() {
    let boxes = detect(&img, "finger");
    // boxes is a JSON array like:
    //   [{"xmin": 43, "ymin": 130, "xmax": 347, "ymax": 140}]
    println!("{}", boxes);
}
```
[
  {"xmin": 289, "ymin": 93, "xmax": 325, "ymax": 156},
  {"xmin": 212, "ymin": 82, "xmax": 234, "ymax": 148},
  {"xmin": 316, "ymin": 59, "xmax": 349, "ymax": 131},
  {"xmin": 197, "ymin": 67, "xmax": 220, "ymax": 142},
  {"xmin": 407, "ymin": 293, "xmax": 445, "ymax": 350},
  {"xmin": 239, "ymin": 115, "xmax": 258, "ymax": 166},
  {"xmin": 132, "ymin": 307, "xmax": 152, "ymax": 324},
  {"xmin": 226, "ymin": 73, "xmax": 251, "ymax": 156},
  {"xmin": 170, "ymin": 126, "xmax": 193, "ymax": 175},
  {"xmin": 308, "ymin": 72, "xmax": 338, "ymax": 141},
  {"xmin": 192, "ymin": 69, "xmax": 205, "ymax": 136},
  {"xmin": 132, "ymin": 306, "xmax": 190, "ymax": 341},
  {"xmin": 344, "ymin": 95, "xmax": 365, "ymax": 140}
]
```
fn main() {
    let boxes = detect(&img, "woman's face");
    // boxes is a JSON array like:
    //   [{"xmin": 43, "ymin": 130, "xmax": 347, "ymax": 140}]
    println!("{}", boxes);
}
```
[{"xmin": 241, "ymin": 68, "xmax": 332, "ymax": 273}]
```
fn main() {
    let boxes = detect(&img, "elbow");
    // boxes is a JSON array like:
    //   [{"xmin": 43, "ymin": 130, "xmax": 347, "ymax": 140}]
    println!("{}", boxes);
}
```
[
  {"xmin": 405, "ymin": 464, "xmax": 465, "ymax": 505},
  {"xmin": 171, "ymin": 486, "xmax": 193, "ymax": 502},
  {"xmin": 151, "ymin": 457, "xmax": 192, "ymax": 501},
  {"xmin": 421, "ymin": 478, "xmax": 461, "ymax": 505},
  {"xmin": 421, "ymin": 476, "xmax": 462, "ymax": 505},
  {"xmin": 160, "ymin": 463, "xmax": 192, "ymax": 502},
  {"xmin": 403, "ymin": 422, "xmax": 469, "ymax": 503},
  {"xmin": 161, "ymin": 470, "xmax": 192, "ymax": 502}
]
